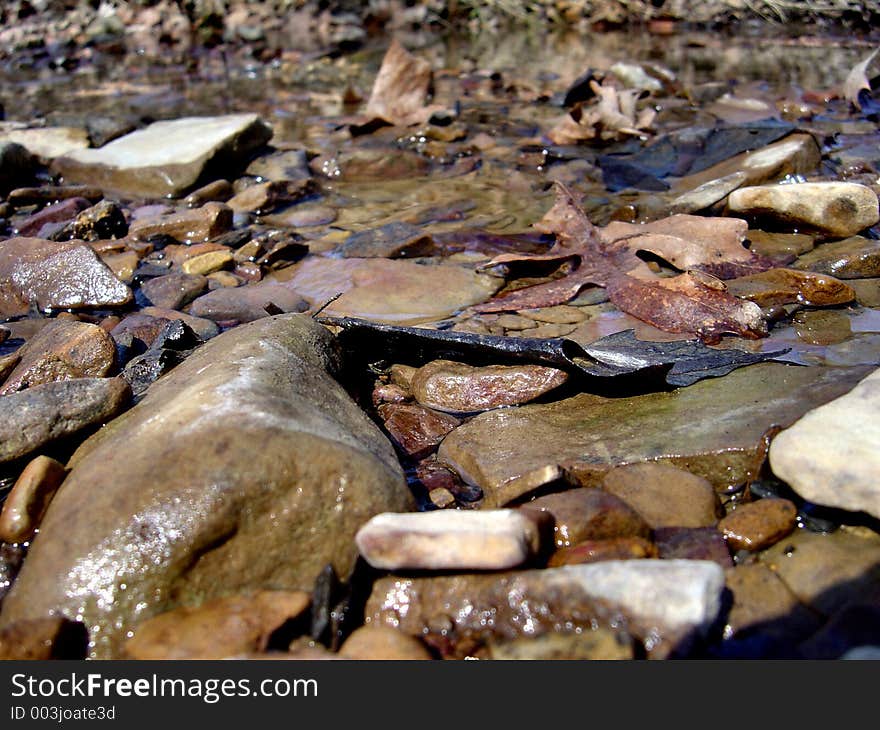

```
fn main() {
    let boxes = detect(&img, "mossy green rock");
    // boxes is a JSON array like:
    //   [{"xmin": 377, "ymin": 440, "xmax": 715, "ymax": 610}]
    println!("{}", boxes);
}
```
[{"xmin": 0, "ymin": 314, "xmax": 412, "ymax": 657}]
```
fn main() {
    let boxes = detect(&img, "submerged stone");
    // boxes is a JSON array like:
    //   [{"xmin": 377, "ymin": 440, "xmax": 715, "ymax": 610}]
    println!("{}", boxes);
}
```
[
  {"xmin": 188, "ymin": 281, "xmax": 309, "ymax": 323},
  {"xmin": 718, "ymin": 498, "xmax": 798, "ymax": 551},
  {"xmin": 793, "ymin": 236, "xmax": 880, "ymax": 279}
]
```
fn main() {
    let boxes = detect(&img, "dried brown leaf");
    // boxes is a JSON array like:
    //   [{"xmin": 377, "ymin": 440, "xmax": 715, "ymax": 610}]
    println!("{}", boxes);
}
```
[
  {"xmin": 844, "ymin": 48, "xmax": 878, "ymax": 110},
  {"xmin": 547, "ymin": 81, "xmax": 655, "ymax": 144}
]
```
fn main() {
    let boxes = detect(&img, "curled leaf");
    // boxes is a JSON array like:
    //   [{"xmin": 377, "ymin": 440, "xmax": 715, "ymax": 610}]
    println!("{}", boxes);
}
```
[{"xmin": 844, "ymin": 48, "xmax": 878, "ymax": 110}]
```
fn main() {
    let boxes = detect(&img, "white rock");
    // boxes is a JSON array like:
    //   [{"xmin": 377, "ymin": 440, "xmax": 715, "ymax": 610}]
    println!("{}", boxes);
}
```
[
  {"xmin": 0, "ymin": 123, "xmax": 89, "ymax": 161},
  {"xmin": 770, "ymin": 367, "xmax": 880, "ymax": 519},
  {"xmin": 355, "ymin": 509, "xmax": 540, "ymax": 570}
]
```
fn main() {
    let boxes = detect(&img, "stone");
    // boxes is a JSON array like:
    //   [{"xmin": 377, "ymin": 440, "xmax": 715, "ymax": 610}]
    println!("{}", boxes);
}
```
[
  {"xmin": 0, "ymin": 142, "xmax": 36, "ymax": 194},
  {"xmin": 15, "ymin": 197, "xmax": 90, "ymax": 238},
  {"xmin": 0, "ymin": 124, "xmax": 89, "ymax": 162},
  {"xmin": 0, "ymin": 456, "xmax": 67, "ymax": 543},
  {"xmin": 226, "ymin": 179, "xmax": 317, "ymax": 214},
  {"xmin": 62, "ymin": 201, "xmax": 128, "ymax": 241},
  {"xmin": 409, "ymin": 360, "xmax": 568, "ymax": 414},
  {"xmin": 140, "ymin": 272, "xmax": 208, "ymax": 310},
  {"xmin": 725, "ymin": 268, "xmax": 854, "ymax": 308},
  {"xmin": 188, "ymin": 282, "xmax": 309, "ymax": 323},
  {"xmin": 0, "ymin": 319, "xmax": 117, "ymax": 396},
  {"xmin": 140, "ymin": 307, "xmax": 220, "ymax": 340},
  {"xmin": 0, "ymin": 237, "xmax": 132, "ymax": 318},
  {"xmin": 366, "ymin": 560, "xmax": 725, "ymax": 658},
  {"xmin": 669, "ymin": 172, "xmax": 748, "ymax": 214},
  {"xmin": 769, "ymin": 368, "xmax": 880, "ymax": 520},
  {"xmin": 378, "ymin": 403, "xmax": 460, "ymax": 459},
  {"xmin": 718, "ymin": 498, "xmax": 798, "ymax": 551},
  {"xmin": 759, "ymin": 528, "xmax": 880, "ymax": 617},
  {"xmin": 184, "ymin": 179, "xmax": 234, "ymax": 207},
  {"xmin": 438, "ymin": 363, "xmax": 870, "ymax": 504},
  {"xmin": 125, "ymin": 591, "xmax": 310, "ymax": 660},
  {"xmin": 0, "ymin": 617, "xmax": 88, "ymax": 660},
  {"xmin": 355, "ymin": 509, "xmax": 540, "ymax": 571},
  {"xmin": 547, "ymin": 537, "xmax": 657, "ymax": 566},
  {"xmin": 654, "ymin": 527, "xmax": 733, "ymax": 567},
  {"xmin": 100, "ymin": 250, "xmax": 139, "ymax": 283},
  {"xmin": 269, "ymin": 257, "xmax": 501, "ymax": 326},
  {"xmin": 0, "ymin": 378, "xmax": 131, "ymax": 464},
  {"xmin": 246, "ymin": 149, "xmax": 311, "ymax": 182},
  {"xmin": 601, "ymin": 464, "xmax": 720, "ymax": 528},
  {"xmin": 338, "ymin": 625, "xmax": 432, "ymax": 660},
  {"xmin": 180, "ymin": 249, "xmax": 234, "ymax": 276},
  {"xmin": 746, "ymin": 230, "xmax": 815, "ymax": 261},
  {"xmin": 7, "ymin": 186, "xmax": 103, "ymax": 208},
  {"xmin": 0, "ymin": 315, "xmax": 413, "ymax": 658},
  {"xmin": 793, "ymin": 236, "xmax": 880, "ymax": 279},
  {"xmin": 53, "ymin": 114, "xmax": 273, "ymax": 199},
  {"xmin": 111, "ymin": 313, "xmax": 172, "ymax": 349},
  {"xmin": 487, "ymin": 628, "xmax": 635, "ymax": 660},
  {"xmin": 793, "ymin": 310, "xmax": 852, "ymax": 346},
  {"xmin": 518, "ymin": 487, "xmax": 651, "ymax": 549},
  {"xmin": 129, "ymin": 202, "xmax": 233, "ymax": 243},
  {"xmin": 850, "ymin": 278, "xmax": 880, "ymax": 307},
  {"xmin": 333, "ymin": 222, "xmax": 432, "ymax": 259},
  {"xmin": 728, "ymin": 182, "xmax": 879, "ymax": 239},
  {"xmin": 519, "ymin": 305, "xmax": 587, "ymax": 325}
]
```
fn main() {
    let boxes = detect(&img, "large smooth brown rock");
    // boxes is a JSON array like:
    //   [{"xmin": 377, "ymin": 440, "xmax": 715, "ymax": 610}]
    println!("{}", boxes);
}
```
[
  {"xmin": 438, "ymin": 363, "xmax": 869, "ymax": 504},
  {"xmin": 0, "ymin": 238, "xmax": 132, "ymax": 318},
  {"xmin": 793, "ymin": 236, "xmax": 880, "ymax": 279},
  {"xmin": 0, "ymin": 314, "xmax": 412, "ymax": 658}
]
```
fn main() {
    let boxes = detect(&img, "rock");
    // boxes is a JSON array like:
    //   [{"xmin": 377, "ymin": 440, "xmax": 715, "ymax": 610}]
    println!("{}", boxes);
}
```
[
  {"xmin": 334, "ymin": 222, "xmax": 432, "ymax": 258},
  {"xmin": 428, "ymin": 487, "xmax": 456, "ymax": 508},
  {"xmin": 226, "ymin": 179, "xmax": 317, "ymax": 214},
  {"xmin": 769, "ymin": 368, "xmax": 880, "ymax": 520},
  {"xmin": 670, "ymin": 172, "xmax": 748, "ymax": 214},
  {"xmin": 269, "ymin": 257, "xmax": 501, "ymax": 325},
  {"xmin": 140, "ymin": 272, "xmax": 208, "ymax": 310},
  {"xmin": 725, "ymin": 268, "xmax": 854, "ymax": 308},
  {"xmin": 0, "ymin": 543, "xmax": 25, "ymax": 605},
  {"xmin": 0, "ymin": 124, "xmax": 89, "ymax": 162},
  {"xmin": 140, "ymin": 306, "xmax": 220, "ymax": 340},
  {"xmin": 0, "ymin": 617, "xmax": 88, "ymax": 660},
  {"xmin": 0, "ymin": 319, "xmax": 117, "ymax": 396},
  {"xmin": 129, "ymin": 202, "xmax": 233, "ymax": 243},
  {"xmin": 15, "ymin": 197, "xmax": 90, "ymax": 238},
  {"xmin": 184, "ymin": 179, "xmax": 234, "ymax": 207},
  {"xmin": 520, "ymin": 305, "xmax": 587, "ymax": 324},
  {"xmin": 0, "ymin": 456, "xmax": 67, "ymax": 543},
  {"xmin": 366, "ymin": 560, "xmax": 725, "ymax": 658},
  {"xmin": 125, "ymin": 591, "xmax": 310, "ymax": 659},
  {"xmin": 6, "ymin": 186, "xmax": 103, "ymax": 208},
  {"xmin": 728, "ymin": 182, "xmax": 879, "ymax": 239},
  {"xmin": 378, "ymin": 403, "xmax": 460, "ymax": 459},
  {"xmin": 654, "ymin": 527, "xmax": 732, "ymax": 567},
  {"xmin": 100, "ymin": 250, "xmax": 139, "ymax": 283},
  {"xmin": 0, "ymin": 378, "xmax": 131, "ymax": 464},
  {"xmin": 111, "ymin": 313, "xmax": 172, "ymax": 350},
  {"xmin": 355, "ymin": 509, "xmax": 541, "ymax": 571},
  {"xmin": 437, "ymin": 363, "xmax": 870, "ymax": 504},
  {"xmin": 52, "ymin": 114, "xmax": 273, "ymax": 199},
  {"xmin": 0, "ymin": 315, "xmax": 413, "ymax": 658},
  {"xmin": 188, "ymin": 282, "xmax": 309, "ymax": 323},
  {"xmin": 180, "ymin": 249, "xmax": 234, "ymax": 276},
  {"xmin": 792, "ymin": 310, "xmax": 852, "ymax": 346},
  {"xmin": 850, "ymin": 278, "xmax": 880, "ymax": 307},
  {"xmin": 746, "ymin": 230, "xmax": 815, "ymax": 261},
  {"xmin": 519, "ymin": 487, "xmax": 651, "ymax": 549},
  {"xmin": 793, "ymin": 236, "xmax": 880, "ymax": 279},
  {"xmin": 0, "ymin": 237, "xmax": 132, "ymax": 317},
  {"xmin": 338, "ymin": 625, "xmax": 432, "ymax": 660},
  {"xmin": 601, "ymin": 463, "xmax": 720, "ymax": 528},
  {"xmin": 63, "ymin": 200, "xmax": 128, "ymax": 241},
  {"xmin": 0, "ymin": 142, "xmax": 36, "ymax": 194},
  {"xmin": 487, "ymin": 628, "xmax": 635, "ymax": 660},
  {"xmin": 718, "ymin": 498, "xmax": 798, "ymax": 551},
  {"xmin": 246, "ymin": 149, "xmax": 311, "ymax": 182},
  {"xmin": 547, "ymin": 537, "xmax": 657, "ymax": 566},
  {"xmin": 759, "ymin": 528, "xmax": 880, "ymax": 617},
  {"xmin": 409, "ymin": 360, "xmax": 568, "ymax": 414}
]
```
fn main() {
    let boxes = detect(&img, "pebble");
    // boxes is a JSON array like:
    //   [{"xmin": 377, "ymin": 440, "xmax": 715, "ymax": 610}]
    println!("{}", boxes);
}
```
[
  {"xmin": 378, "ymin": 403, "xmax": 460, "ymax": 459},
  {"xmin": 110, "ymin": 313, "xmax": 172, "ymax": 349},
  {"xmin": 769, "ymin": 368, "xmax": 880, "ymax": 520},
  {"xmin": 410, "ymin": 359, "xmax": 568, "ymax": 414},
  {"xmin": 180, "ymin": 249, "xmax": 234, "ymax": 275},
  {"xmin": 654, "ymin": 527, "xmax": 733, "ymax": 567},
  {"xmin": 0, "ymin": 319, "xmax": 116, "ymax": 395},
  {"xmin": 99, "ymin": 250, "xmax": 139, "ymax": 283},
  {"xmin": 338, "ymin": 625, "xmax": 432, "ymax": 660},
  {"xmin": 355, "ymin": 509, "xmax": 541, "ymax": 570},
  {"xmin": 188, "ymin": 281, "xmax": 309, "ymax": 323},
  {"xmin": 63, "ymin": 200, "xmax": 128, "ymax": 241},
  {"xmin": 140, "ymin": 272, "xmax": 208, "ymax": 310},
  {"xmin": 129, "ymin": 202, "xmax": 233, "ymax": 244},
  {"xmin": 15, "ymin": 197, "xmax": 90, "ymax": 237},
  {"xmin": 792, "ymin": 309, "xmax": 852, "ymax": 345},
  {"xmin": 719, "ymin": 497, "xmax": 798, "ymax": 552},
  {"xmin": 0, "ymin": 455, "xmax": 67, "ymax": 543},
  {"xmin": 140, "ymin": 307, "xmax": 220, "ymax": 340},
  {"xmin": 0, "ymin": 377, "xmax": 131, "ymax": 464},
  {"xmin": 728, "ymin": 182, "xmax": 880, "ymax": 238},
  {"xmin": 184, "ymin": 179, "xmax": 234, "ymax": 207},
  {"xmin": 746, "ymin": 230, "xmax": 815, "ymax": 260},
  {"xmin": 226, "ymin": 179, "xmax": 317, "ymax": 214},
  {"xmin": 850, "ymin": 278, "xmax": 880, "ymax": 307},
  {"xmin": 793, "ymin": 235, "xmax": 880, "ymax": 279},
  {"xmin": 547, "ymin": 536, "xmax": 657, "ymax": 566}
]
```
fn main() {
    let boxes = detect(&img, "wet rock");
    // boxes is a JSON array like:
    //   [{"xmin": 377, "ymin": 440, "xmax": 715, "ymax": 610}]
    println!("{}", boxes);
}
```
[
  {"xmin": 270, "ymin": 257, "xmax": 501, "ymax": 325},
  {"xmin": 7, "ymin": 186, "xmax": 103, "ymax": 208},
  {"xmin": 111, "ymin": 313, "xmax": 171, "ymax": 350},
  {"xmin": 520, "ymin": 305, "xmax": 588, "ymax": 324},
  {"xmin": 356, "ymin": 509, "xmax": 540, "ymax": 571},
  {"xmin": 719, "ymin": 498, "xmax": 798, "ymax": 551},
  {"xmin": 334, "ymin": 222, "xmax": 433, "ymax": 258},
  {"xmin": 654, "ymin": 527, "xmax": 732, "ymax": 567},
  {"xmin": 378, "ymin": 403, "xmax": 459, "ymax": 459},
  {"xmin": 0, "ymin": 142, "xmax": 35, "ymax": 194},
  {"xmin": 438, "ymin": 363, "xmax": 870, "ymax": 504},
  {"xmin": 0, "ymin": 124, "xmax": 89, "ymax": 162},
  {"xmin": 519, "ymin": 487, "xmax": 651, "ymax": 549},
  {"xmin": 428, "ymin": 487, "xmax": 456, "ymax": 508},
  {"xmin": 15, "ymin": 197, "xmax": 90, "ymax": 238},
  {"xmin": 746, "ymin": 230, "xmax": 815, "ymax": 261},
  {"xmin": 140, "ymin": 272, "xmax": 208, "ymax": 310},
  {"xmin": 759, "ymin": 528, "xmax": 880, "ymax": 617},
  {"xmin": 61, "ymin": 200, "xmax": 128, "ymax": 241},
  {"xmin": 669, "ymin": 172, "xmax": 748, "ymax": 214},
  {"xmin": 0, "ymin": 319, "xmax": 116, "ymax": 395},
  {"xmin": 548, "ymin": 537, "xmax": 658, "ymax": 566},
  {"xmin": 0, "ymin": 617, "xmax": 88, "ymax": 660},
  {"xmin": 725, "ymin": 268, "xmax": 854, "ymax": 307},
  {"xmin": 0, "ymin": 237, "xmax": 132, "ymax": 317},
  {"xmin": 0, "ymin": 456, "xmax": 67, "ymax": 543},
  {"xmin": 601, "ymin": 463, "xmax": 720, "ymax": 528},
  {"xmin": 184, "ymin": 179, "xmax": 234, "ymax": 207},
  {"xmin": 125, "ymin": 591, "xmax": 310, "ymax": 660},
  {"xmin": 180, "ymin": 249, "xmax": 233, "ymax": 276},
  {"xmin": 372, "ymin": 382, "xmax": 409, "ymax": 406},
  {"xmin": 188, "ymin": 281, "xmax": 309, "ymax": 323},
  {"xmin": 0, "ymin": 315, "xmax": 413, "ymax": 658},
  {"xmin": 410, "ymin": 360, "xmax": 568, "ymax": 414},
  {"xmin": 793, "ymin": 310, "xmax": 852, "ymax": 346},
  {"xmin": 246, "ymin": 149, "xmax": 311, "ymax": 182},
  {"xmin": 728, "ymin": 182, "xmax": 880, "ymax": 239},
  {"xmin": 366, "ymin": 560, "xmax": 725, "ymax": 658},
  {"xmin": 487, "ymin": 628, "xmax": 635, "ymax": 660},
  {"xmin": 0, "ymin": 378, "xmax": 131, "ymax": 464},
  {"xmin": 53, "ymin": 114, "xmax": 273, "ymax": 199},
  {"xmin": 850, "ymin": 279, "xmax": 880, "ymax": 307},
  {"xmin": 227, "ymin": 179, "xmax": 317, "ymax": 214},
  {"xmin": 129, "ymin": 202, "xmax": 233, "ymax": 244},
  {"xmin": 769, "ymin": 368, "xmax": 880, "ymax": 520},
  {"xmin": 140, "ymin": 306, "xmax": 219, "ymax": 340},
  {"xmin": 338, "ymin": 625, "xmax": 432, "ymax": 660},
  {"xmin": 793, "ymin": 236, "xmax": 880, "ymax": 279},
  {"xmin": 264, "ymin": 203, "xmax": 337, "ymax": 228}
]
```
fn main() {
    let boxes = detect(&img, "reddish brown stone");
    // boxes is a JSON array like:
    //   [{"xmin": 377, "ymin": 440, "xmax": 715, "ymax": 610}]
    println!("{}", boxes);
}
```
[
  {"xmin": 719, "ymin": 498, "xmax": 798, "ymax": 552},
  {"xmin": 378, "ymin": 403, "xmax": 460, "ymax": 459},
  {"xmin": 654, "ymin": 527, "xmax": 733, "ymax": 568},
  {"xmin": 548, "ymin": 537, "xmax": 658, "ymax": 566}
]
